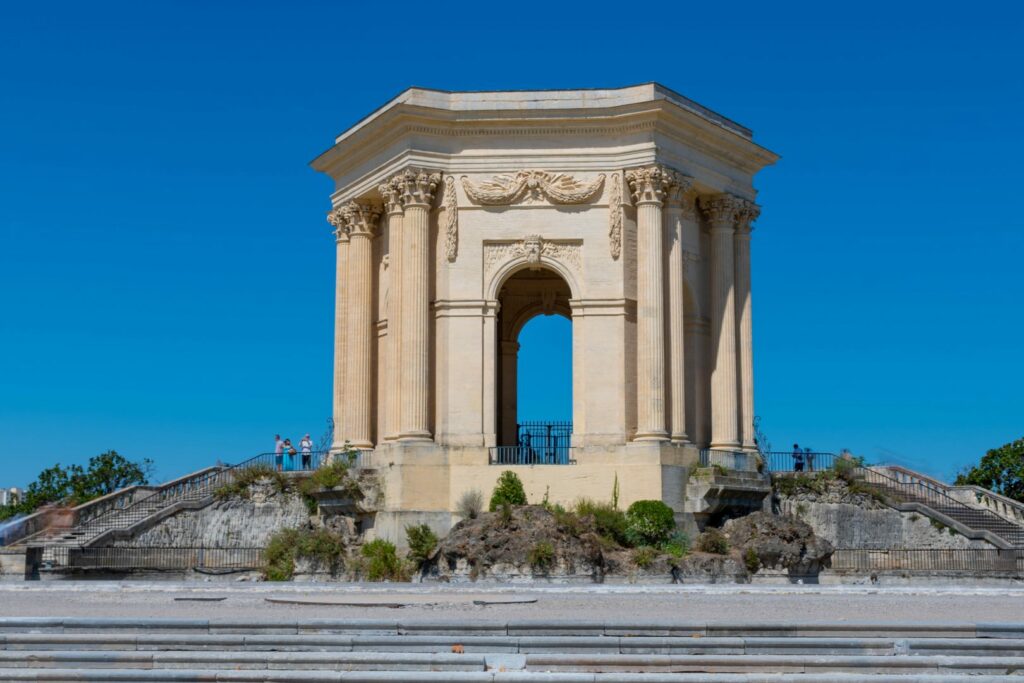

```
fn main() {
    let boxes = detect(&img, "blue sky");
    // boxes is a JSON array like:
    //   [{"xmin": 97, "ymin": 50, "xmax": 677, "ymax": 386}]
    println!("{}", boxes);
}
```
[{"xmin": 2, "ymin": 1, "xmax": 1021, "ymax": 488}]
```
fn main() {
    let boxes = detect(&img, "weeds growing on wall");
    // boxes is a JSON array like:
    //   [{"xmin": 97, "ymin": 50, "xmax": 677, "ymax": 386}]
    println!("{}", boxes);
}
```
[
  {"xmin": 696, "ymin": 528, "xmax": 729, "ymax": 555},
  {"xmin": 456, "ymin": 489, "xmax": 484, "ymax": 519},
  {"xmin": 528, "ymin": 540, "xmax": 555, "ymax": 573},
  {"xmin": 263, "ymin": 527, "xmax": 346, "ymax": 581},
  {"xmin": 215, "ymin": 465, "xmax": 287, "ymax": 500},
  {"xmin": 355, "ymin": 539, "xmax": 409, "ymax": 581},
  {"xmin": 405, "ymin": 524, "xmax": 438, "ymax": 567}
]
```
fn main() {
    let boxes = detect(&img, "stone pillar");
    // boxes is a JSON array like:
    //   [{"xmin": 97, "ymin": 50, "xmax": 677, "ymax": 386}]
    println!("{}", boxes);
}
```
[
  {"xmin": 665, "ymin": 177, "xmax": 694, "ymax": 443},
  {"xmin": 327, "ymin": 209, "xmax": 350, "ymax": 450},
  {"xmin": 397, "ymin": 169, "xmax": 440, "ymax": 441},
  {"xmin": 380, "ymin": 178, "xmax": 404, "ymax": 440},
  {"xmin": 626, "ymin": 166, "xmax": 672, "ymax": 441},
  {"xmin": 734, "ymin": 201, "xmax": 760, "ymax": 451},
  {"xmin": 499, "ymin": 340, "xmax": 519, "ymax": 446},
  {"xmin": 342, "ymin": 201, "xmax": 381, "ymax": 448},
  {"xmin": 700, "ymin": 194, "xmax": 742, "ymax": 450}
]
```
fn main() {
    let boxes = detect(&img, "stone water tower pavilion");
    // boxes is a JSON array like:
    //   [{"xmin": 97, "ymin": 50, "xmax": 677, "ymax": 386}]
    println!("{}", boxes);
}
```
[{"xmin": 312, "ymin": 84, "xmax": 778, "ymax": 537}]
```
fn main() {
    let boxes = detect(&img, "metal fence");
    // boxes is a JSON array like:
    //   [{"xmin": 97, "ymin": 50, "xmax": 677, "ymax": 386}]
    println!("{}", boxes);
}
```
[
  {"xmin": 763, "ymin": 450, "xmax": 840, "ymax": 473},
  {"xmin": 41, "ymin": 546, "xmax": 264, "ymax": 571},
  {"xmin": 831, "ymin": 548, "xmax": 1024, "ymax": 574},
  {"xmin": 489, "ymin": 446, "xmax": 575, "ymax": 465},
  {"xmin": 699, "ymin": 449, "xmax": 761, "ymax": 472}
]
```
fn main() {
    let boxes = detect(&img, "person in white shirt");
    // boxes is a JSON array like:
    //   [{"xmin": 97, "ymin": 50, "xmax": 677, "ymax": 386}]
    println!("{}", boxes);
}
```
[{"xmin": 300, "ymin": 434, "xmax": 314, "ymax": 470}]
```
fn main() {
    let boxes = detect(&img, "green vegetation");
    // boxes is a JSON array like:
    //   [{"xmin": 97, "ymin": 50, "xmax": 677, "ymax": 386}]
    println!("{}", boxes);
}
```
[
  {"xmin": 574, "ymin": 498, "xmax": 629, "ymax": 546},
  {"xmin": 662, "ymin": 531, "xmax": 690, "ymax": 558},
  {"xmin": 696, "ymin": 528, "xmax": 729, "ymax": 555},
  {"xmin": 1, "ymin": 451, "xmax": 152, "ymax": 521},
  {"xmin": 631, "ymin": 546, "xmax": 656, "ymax": 568},
  {"xmin": 263, "ymin": 527, "xmax": 346, "ymax": 581},
  {"xmin": 456, "ymin": 489, "xmax": 484, "ymax": 519},
  {"xmin": 744, "ymin": 547, "xmax": 760, "ymax": 573},
  {"xmin": 358, "ymin": 539, "xmax": 408, "ymax": 581},
  {"xmin": 405, "ymin": 524, "xmax": 438, "ymax": 567},
  {"xmin": 499, "ymin": 501, "xmax": 513, "ymax": 526},
  {"xmin": 956, "ymin": 437, "xmax": 1024, "ymax": 503},
  {"xmin": 214, "ymin": 464, "xmax": 287, "ymax": 500},
  {"xmin": 528, "ymin": 541, "xmax": 555, "ymax": 573},
  {"xmin": 624, "ymin": 500, "xmax": 676, "ymax": 547},
  {"xmin": 489, "ymin": 471, "xmax": 527, "ymax": 511}
]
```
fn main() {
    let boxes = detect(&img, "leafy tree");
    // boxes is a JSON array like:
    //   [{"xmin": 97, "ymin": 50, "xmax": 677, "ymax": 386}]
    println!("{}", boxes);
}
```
[{"xmin": 955, "ymin": 437, "xmax": 1024, "ymax": 503}]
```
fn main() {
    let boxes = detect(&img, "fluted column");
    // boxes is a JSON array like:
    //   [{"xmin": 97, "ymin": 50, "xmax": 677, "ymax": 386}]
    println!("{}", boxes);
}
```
[
  {"xmin": 701, "ymin": 194, "xmax": 742, "ymax": 449},
  {"xmin": 327, "ymin": 209, "xmax": 350, "ymax": 450},
  {"xmin": 626, "ymin": 166, "xmax": 673, "ymax": 441},
  {"xmin": 398, "ymin": 169, "xmax": 440, "ymax": 441},
  {"xmin": 343, "ymin": 201, "xmax": 381, "ymax": 448},
  {"xmin": 734, "ymin": 201, "xmax": 760, "ymax": 451},
  {"xmin": 665, "ymin": 177, "xmax": 694, "ymax": 443},
  {"xmin": 380, "ymin": 178, "xmax": 404, "ymax": 440}
]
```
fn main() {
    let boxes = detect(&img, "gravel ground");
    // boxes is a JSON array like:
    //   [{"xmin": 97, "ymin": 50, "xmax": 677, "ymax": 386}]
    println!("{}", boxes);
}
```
[{"xmin": 0, "ymin": 582, "xmax": 1022, "ymax": 623}]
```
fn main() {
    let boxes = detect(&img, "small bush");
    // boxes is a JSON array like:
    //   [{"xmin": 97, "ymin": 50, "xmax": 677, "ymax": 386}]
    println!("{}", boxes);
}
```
[
  {"xmin": 662, "ymin": 531, "xmax": 690, "ymax": 558},
  {"xmin": 528, "ymin": 541, "xmax": 555, "ymax": 573},
  {"xmin": 696, "ymin": 528, "xmax": 729, "ymax": 555},
  {"xmin": 489, "ymin": 471, "xmax": 527, "ymax": 511},
  {"xmin": 551, "ymin": 504, "xmax": 583, "ymax": 536},
  {"xmin": 624, "ymin": 500, "xmax": 676, "ymax": 547},
  {"xmin": 632, "ymin": 546, "xmax": 656, "ymax": 568},
  {"xmin": 216, "ymin": 464, "xmax": 287, "ymax": 500},
  {"xmin": 263, "ymin": 527, "xmax": 346, "ymax": 581},
  {"xmin": 360, "ymin": 539, "xmax": 407, "ymax": 581},
  {"xmin": 299, "ymin": 460, "xmax": 362, "ymax": 501},
  {"xmin": 405, "ymin": 524, "xmax": 438, "ymax": 567},
  {"xmin": 744, "ymin": 547, "xmax": 760, "ymax": 573},
  {"xmin": 575, "ymin": 498, "xmax": 629, "ymax": 546},
  {"xmin": 499, "ymin": 501, "xmax": 513, "ymax": 526},
  {"xmin": 711, "ymin": 464, "xmax": 728, "ymax": 477},
  {"xmin": 456, "ymin": 489, "xmax": 484, "ymax": 519}
]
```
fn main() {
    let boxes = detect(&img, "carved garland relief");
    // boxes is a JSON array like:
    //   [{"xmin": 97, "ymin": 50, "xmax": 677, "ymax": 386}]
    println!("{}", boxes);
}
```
[
  {"xmin": 461, "ymin": 170, "xmax": 605, "ymax": 206},
  {"xmin": 483, "ymin": 235, "xmax": 582, "ymax": 282}
]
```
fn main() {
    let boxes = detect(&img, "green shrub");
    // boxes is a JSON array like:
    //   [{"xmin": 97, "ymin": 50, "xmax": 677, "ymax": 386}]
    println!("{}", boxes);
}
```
[
  {"xmin": 624, "ymin": 500, "xmax": 676, "ymax": 547},
  {"xmin": 489, "ymin": 471, "xmax": 527, "ymax": 511},
  {"xmin": 696, "ymin": 528, "xmax": 729, "ymax": 555},
  {"xmin": 360, "ymin": 539, "xmax": 407, "ymax": 581},
  {"xmin": 632, "ymin": 546, "xmax": 656, "ymax": 568},
  {"xmin": 528, "ymin": 541, "xmax": 555, "ymax": 573},
  {"xmin": 263, "ymin": 527, "xmax": 346, "ymax": 581},
  {"xmin": 499, "ymin": 501, "xmax": 513, "ymax": 526},
  {"xmin": 574, "ymin": 498, "xmax": 628, "ymax": 546},
  {"xmin": 744, "ymin": 547, "xmax": 760, "ymax": 573},
  {"xmin": 405, "ymin": 524, "xmax": 438, "ymax": 567},
  {"xmin": 551, "ymin": 504, "xmax": 583, "ymax": 536},
  {"xmin": 216, "ymin": 465, "xmax": 287, "ymax": 500},
  {"xmin": 662, "ymin": 531, "xmax": 690, "ymax": 558},
  {"xmin": 456, "ymin": 489, "xmax": 484, "ymax": 519},
  {"xmin": 298, "ymin": 460, "xmax": 362, "ymax": 501}
]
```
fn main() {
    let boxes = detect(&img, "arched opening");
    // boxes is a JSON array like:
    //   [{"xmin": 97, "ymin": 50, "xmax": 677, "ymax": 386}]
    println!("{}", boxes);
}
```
[{"xmin": 496, "ymin": 266, "xmax": 573, "ymax": 463}]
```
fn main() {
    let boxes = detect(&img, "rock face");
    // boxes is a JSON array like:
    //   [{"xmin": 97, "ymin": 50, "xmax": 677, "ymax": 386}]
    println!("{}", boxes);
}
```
[
  {"xmin": 722, "ymin": 512, "xmax": 834, "ymax": 576},
  {"xmin": 116, "ymin": 479, "xmax": 310, "ymax": 548},
  {"xmin": 776, "ymin": 477, "xmax": 995, "ymax": 550}
]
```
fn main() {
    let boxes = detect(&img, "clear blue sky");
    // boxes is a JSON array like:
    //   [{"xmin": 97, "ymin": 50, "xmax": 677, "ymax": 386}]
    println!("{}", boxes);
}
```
[{"xmin": 2, "ymin": 1, "xmax": 1021, "ymax": 488}]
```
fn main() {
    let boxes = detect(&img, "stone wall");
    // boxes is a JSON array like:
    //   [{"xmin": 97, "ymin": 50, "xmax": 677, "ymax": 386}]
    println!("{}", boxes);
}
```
[{"xmin": 114, "ymin": 481, "xmax": 310, "ymax": 548}]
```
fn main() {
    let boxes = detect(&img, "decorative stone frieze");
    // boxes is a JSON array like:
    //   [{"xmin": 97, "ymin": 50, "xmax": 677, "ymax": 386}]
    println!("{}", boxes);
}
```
[
  {"xmin": 608, "ymin": 171, "xmax": 623, "ymax": 260},
  {"xmin": 484, "ymin": 236, "xmax": 582, "ymax": 278},
  {"xmin": 461, "ymin": 170, "xmax": 604, "ymax": 205},
  {"xmin": 442, "ymin": 175, "xmax": 458, "ymax": 262}
]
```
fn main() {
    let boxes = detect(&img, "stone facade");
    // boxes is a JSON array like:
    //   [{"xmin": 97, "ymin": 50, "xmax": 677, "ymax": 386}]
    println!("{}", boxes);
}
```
[{"xmin": 311, "ymin": 85, "xmax": 778, "ymax": 541}]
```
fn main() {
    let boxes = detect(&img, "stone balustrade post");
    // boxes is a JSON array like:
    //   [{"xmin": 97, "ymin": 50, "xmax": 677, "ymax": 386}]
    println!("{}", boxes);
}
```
[
  {"xmin": 397, "ymin": 169, "xmax": 441, "ymax": 441},
  {"xmin": 700, "ymin": 194, "xmax": 743, "ymax": 450},
  {"xmin": 626, "ymin": 165, "xmax": 673, "ymax": 441}
]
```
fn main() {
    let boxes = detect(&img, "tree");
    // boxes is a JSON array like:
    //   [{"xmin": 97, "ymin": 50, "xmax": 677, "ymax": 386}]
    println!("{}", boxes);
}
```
[{"xmin": 955, "ymin": 437, "xmax": 1024, "ymax": 503}]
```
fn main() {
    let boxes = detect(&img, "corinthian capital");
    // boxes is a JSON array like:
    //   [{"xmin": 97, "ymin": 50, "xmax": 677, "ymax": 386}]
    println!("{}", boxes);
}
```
[
  {"xmin": 397, "ymin": 168, "xmax": 441, "ymax": 208},
  {"xmin": 327, "ymin": 207, "xmax": 349, "ymax": 243},
  {"xmin": 664, "ymin": 174, "xmax": 696, "ymax": 212},
  {"xmin": 379, "ymin": 177, "xmax": 404, "ymax": 216},
  {"xmin": 699, "ymin": 193, "xmax": 744, "ymax": 228},
  {"xmin": 735, "ymin": 200, "xmax": 761, "ymax": 234},
  {"xmin": 625, "ymin": 165, "xmax": 675, "ymax": 205},
  {"xmin": 342, "ymin": 200, "xmax": 382, "ymax": 237}
]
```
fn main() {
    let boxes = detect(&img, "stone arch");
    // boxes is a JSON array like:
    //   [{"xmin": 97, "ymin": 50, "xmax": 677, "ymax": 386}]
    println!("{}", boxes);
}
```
[{"xmin": 486, "ymin": 252, "xmax": 581, "ymax": 302}]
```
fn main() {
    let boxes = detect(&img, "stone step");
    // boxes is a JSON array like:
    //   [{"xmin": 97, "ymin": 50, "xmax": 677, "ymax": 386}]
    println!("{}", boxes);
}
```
[
  {"xmin": 0, "ymin": 670, "xmax": 1017, "ymax": 682},
  {"xmin": 3, "ymin": 634, "xmax": 1022, "ymax": 657}
]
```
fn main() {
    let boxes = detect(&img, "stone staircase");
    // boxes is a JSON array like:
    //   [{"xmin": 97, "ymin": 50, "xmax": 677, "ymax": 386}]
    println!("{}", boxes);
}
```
[
  {"xmin": 0, "ymin": 618, "xmax": 1021, "ymax": 680},
  {"xmin": 859, "ymin": 467, "xmax": 1024, "ymax": 548}
]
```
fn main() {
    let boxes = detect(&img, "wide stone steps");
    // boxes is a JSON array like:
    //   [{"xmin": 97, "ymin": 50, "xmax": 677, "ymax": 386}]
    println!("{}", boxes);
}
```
[{"xmin": 1, "ymin": 619, "xmax": 1022, "ymax": 681}]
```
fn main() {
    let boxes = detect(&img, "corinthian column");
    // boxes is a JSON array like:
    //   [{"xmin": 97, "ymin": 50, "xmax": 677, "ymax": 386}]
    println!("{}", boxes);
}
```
[
  {"xmin": 665, "ymin": 177, "xmax": 694, "ymax": 443},
  {"xmin": 735, "ymin": 201, "xmax": 760, "ymax": 451},
  {"xmin": 700, "ymin": 194, "xmax": 742, "ymax": 450},
  {"xmin": 343, "ymin": 200, "xmax": 382, "ymax": 448},
  {"xmin": 626, "ymin": 165, "xmax": 673, "ymax": 441},
  {"xmin": 397, "ymin": 169, "xmax": 440, "ymax": 441},
  {"xmin": 380, "ymin": 178, "xmax": 404, "ymax": 440},
  {"xmin": 327, "ymin": 208, "xmax": 350, "ymax": 450}
]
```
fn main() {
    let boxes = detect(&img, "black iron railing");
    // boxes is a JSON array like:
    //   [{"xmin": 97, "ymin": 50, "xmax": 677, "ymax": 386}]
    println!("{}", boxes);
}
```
[
  {"xmin": 763, "ymin": 450, "xmax": 839, "ymax": 473},
  {"xmin": 489, "ymin": 445, "xmax": 575, "ymax": 465},
  {"xmin": 831, "ymin": 548, "xmax": 1024, "ymax": 574},
  {"xmin": 42, "ymin": 546, "xmax": 264, "ymax": 571},
  {"xmin": 699, "ymin": 449, "xmax": 761, "ymax": 472}
]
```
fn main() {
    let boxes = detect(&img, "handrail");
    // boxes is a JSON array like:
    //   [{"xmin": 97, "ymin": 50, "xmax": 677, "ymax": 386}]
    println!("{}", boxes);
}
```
[{"xmin": 880, "ymin": 464, "xmax": 1024, "ymax": 525}]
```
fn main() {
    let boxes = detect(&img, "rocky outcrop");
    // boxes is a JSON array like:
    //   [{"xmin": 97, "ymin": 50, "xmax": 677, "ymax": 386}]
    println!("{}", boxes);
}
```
[{"xmin": 722, "ymin": 511, "xmax": 834, "ymax": 576}]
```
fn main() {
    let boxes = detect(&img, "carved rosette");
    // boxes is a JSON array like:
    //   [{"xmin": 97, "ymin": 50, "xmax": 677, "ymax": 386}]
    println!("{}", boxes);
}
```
[
  {"xmin": 699, "ymin": 194, "xmax": 745, "ymax": 228},
  {"xmin": 397, "ymin": 168, "xmax": 441, "ymax": 208},
  {"xmin": 341, "ymin": 200, "xmax": 382, "ymax": 237},
  {"xmin": 625, "ymin": 165, "xmax": 675, "ymax": 205},
  {"xmin": 608, "ymin": 172, "xmax": 623, "ymax": 260},
  {"xmin": 484, "ymin": 236, "xmax": 582, "ymax": 280},
  {"xmin": 442, "ymin": 175, "xmax": 458, "ymax": 262},
  {"xmin": 462, "ymin": 170, "xmax": 605, "ymax": 206}
]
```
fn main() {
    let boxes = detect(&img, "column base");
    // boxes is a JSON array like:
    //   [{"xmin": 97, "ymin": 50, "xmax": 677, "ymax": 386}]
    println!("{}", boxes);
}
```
[
  {"xmin": 709, "ymin": 441, "xmax": 741, "ymax": 450},
  {"xmin": 671, "ymin": 434, "xmax": 691, "ymax": 445},
  {"xmin": 634, "ymin": 431, "xmax": 669, "ymax": 442},
  {"xmin": 398, "ymin": 431, "xmax": 433, "ymax": 442}
]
